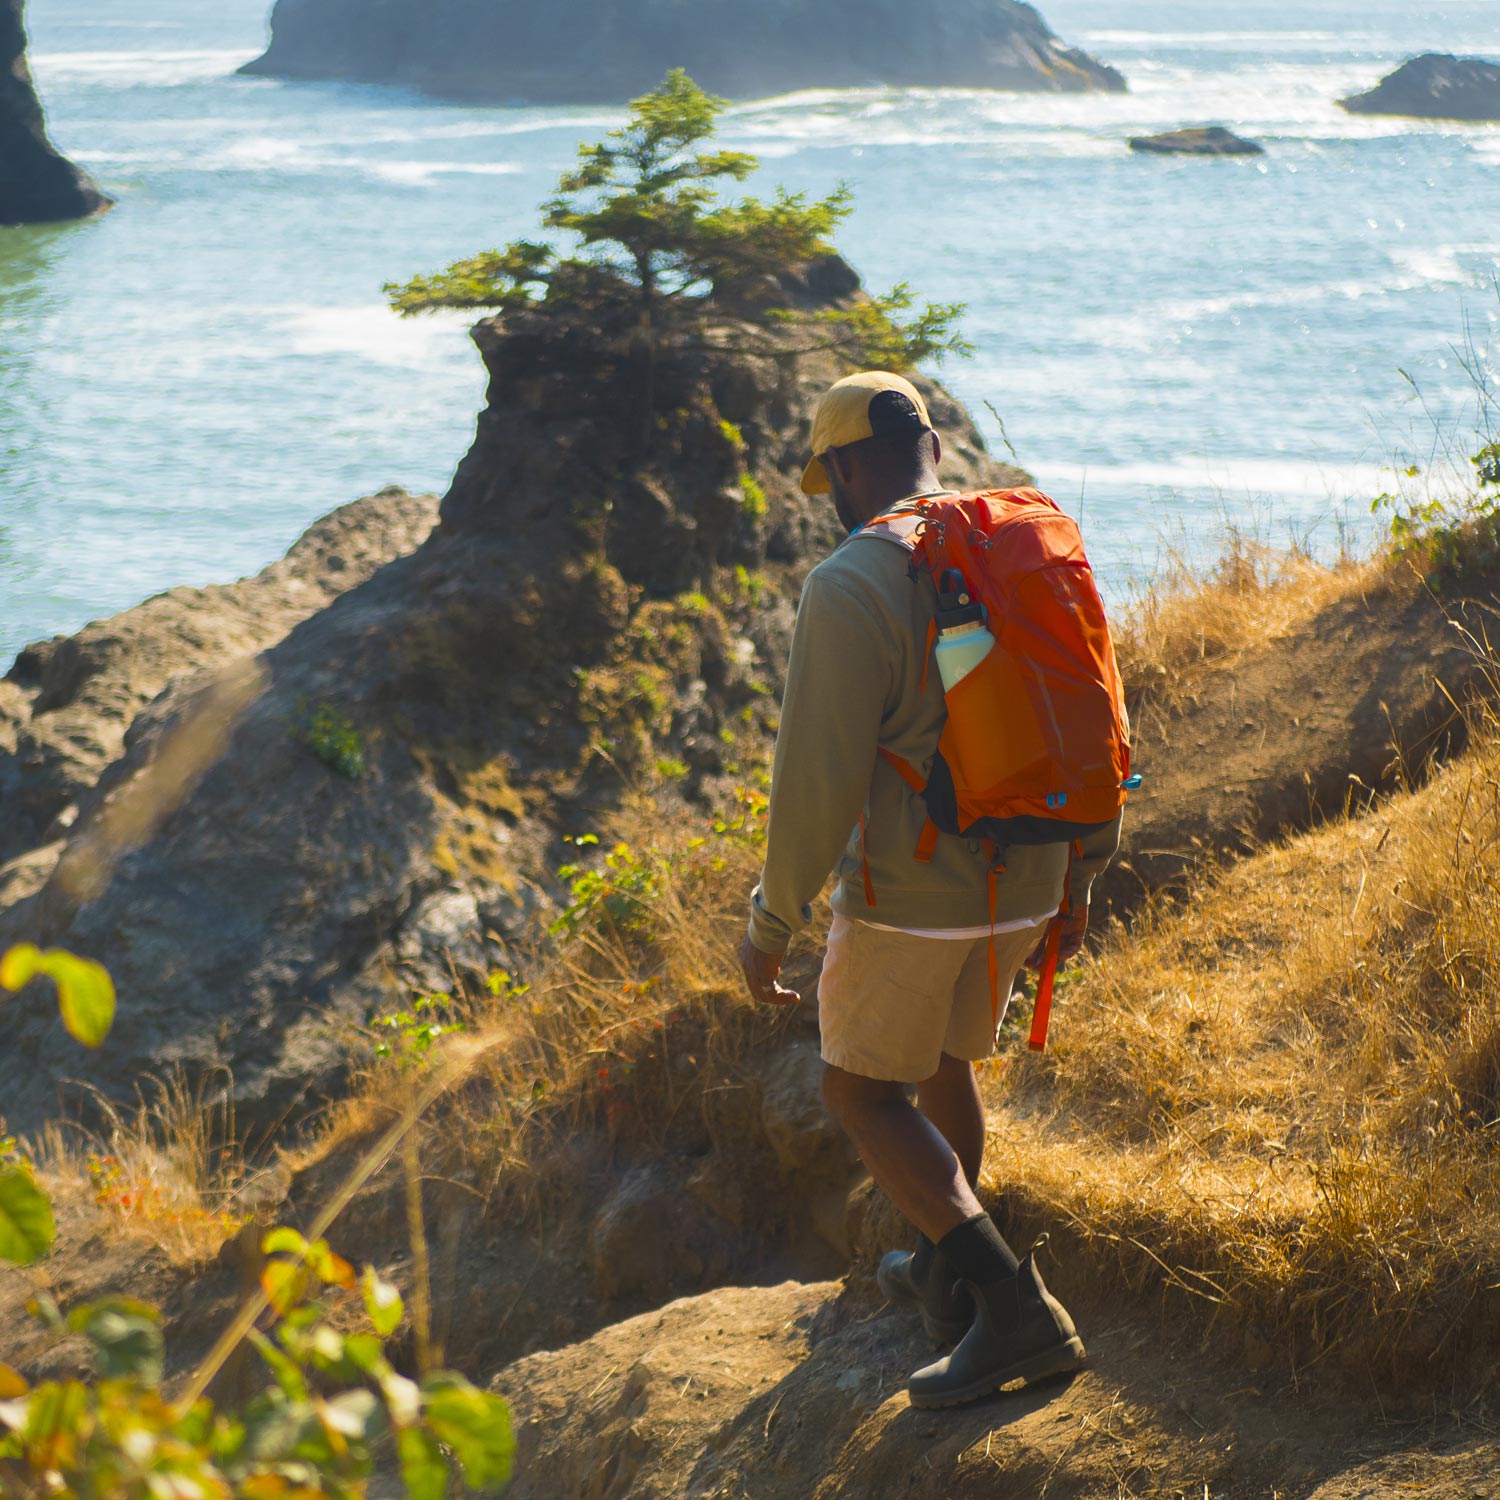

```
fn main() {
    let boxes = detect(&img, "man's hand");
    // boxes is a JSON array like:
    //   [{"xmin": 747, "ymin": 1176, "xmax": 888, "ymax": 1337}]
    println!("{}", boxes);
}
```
[
  {"xmin": 1026, "ymin": 906, "xmax": 1089, "ymax": 972},
  {"xmin": 739, "ymin": 934, "xmax": 802, "ymax": 1007}
]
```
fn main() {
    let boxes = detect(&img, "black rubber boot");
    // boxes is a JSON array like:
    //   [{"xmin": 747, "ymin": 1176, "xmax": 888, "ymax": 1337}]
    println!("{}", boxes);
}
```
[
  {"xmin": 876, "ymin": 1242, "xmax": 973, "ymax": 1345},
  {"xmin": 907, "ymin": 1238, "xmax": 1085, "ymax": 1408}
]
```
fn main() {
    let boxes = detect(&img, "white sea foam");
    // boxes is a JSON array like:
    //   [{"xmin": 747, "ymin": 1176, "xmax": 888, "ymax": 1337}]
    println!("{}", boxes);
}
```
[
  {"xmin": 367, "ymin": 161, "xmax": 522, "ymax": 186},
  {"xmin": 28, "ymin": 49, "xmax": 255, "ymax": 88},
  {"xmin": 1084, "ymin": 30, "xmax": 1352, "ymax": 44},
  {"xmin": 1036, "ymin": 455, "xmax": 1394, "ymax": 500},
  {"xmin": 279, "ymin": 306, "xmax": 477, "ymax": 369}
]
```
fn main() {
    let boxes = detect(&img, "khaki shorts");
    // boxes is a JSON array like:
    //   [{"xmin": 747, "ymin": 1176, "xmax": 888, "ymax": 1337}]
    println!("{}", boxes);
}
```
[{"xmin": 817, "ymin": 914, "xmax": 1051, "ymax": 1083}]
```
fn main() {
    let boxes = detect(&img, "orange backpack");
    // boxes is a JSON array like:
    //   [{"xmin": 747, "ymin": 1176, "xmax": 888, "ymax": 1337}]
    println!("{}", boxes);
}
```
[{"xmin": 862, "ymin": 487, "xmax": 1136, "ymax": 1049}]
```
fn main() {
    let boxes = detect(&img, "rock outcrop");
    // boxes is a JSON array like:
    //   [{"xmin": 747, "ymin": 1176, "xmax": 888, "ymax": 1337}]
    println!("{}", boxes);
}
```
[
  {"xmin": 0, "ymin": 256, "xmax": 1019, "ymax": 1138},
  {"xmin": 0, "ymin": 488, "xmax": 441, "ymax": 881},
  {"xmin": 491, "ymin": 1278, "xmax": 1500, "ymax": 1499},
  {"xmin": 1129, "ymin": 126, "xmax": 1264, "ymax": 156},
  {"xmin": 0, "ymin": 0, "xmax": 111, "ymax": 225},
  {"xmin": 239, "ymin": 0, "xmax": 1126, "ymax": 102},
  {"xmin": 1339, "ymin": 53, "xmax": 1500, "ymax": 121}
]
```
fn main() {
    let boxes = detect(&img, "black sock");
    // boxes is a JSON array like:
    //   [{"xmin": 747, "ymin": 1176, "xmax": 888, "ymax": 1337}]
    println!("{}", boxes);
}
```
[
  {"xmin": 912, "ymin": 1234, "xmax": 936, "ymax": 1281},
  {"xmin": 937, "ymin": 1213, "xmax": 1020, "ymax": 1286}
]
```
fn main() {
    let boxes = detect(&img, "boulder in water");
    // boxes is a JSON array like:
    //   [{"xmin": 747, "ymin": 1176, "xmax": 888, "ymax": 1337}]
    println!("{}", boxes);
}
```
[
  {"xmin": 239, "ymin": 0, "xmax": 1127, "ymax": 102},
  {"xmin": 0, "ymin": 0, "xmax": 112, "ymax": 225},
  {"xmin": 1129, "ymin": 126, "xmax": 1265, "ymax": 157},
  {"xmin": 1338, "ymin": 53, "xmax": 1500, "ymax": 121}
]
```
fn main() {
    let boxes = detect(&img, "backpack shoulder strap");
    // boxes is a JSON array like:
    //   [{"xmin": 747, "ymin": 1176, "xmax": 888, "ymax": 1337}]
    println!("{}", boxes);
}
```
[{"xmin": 857, "ymin": 510, "xmax": 924, "ymax": 553}]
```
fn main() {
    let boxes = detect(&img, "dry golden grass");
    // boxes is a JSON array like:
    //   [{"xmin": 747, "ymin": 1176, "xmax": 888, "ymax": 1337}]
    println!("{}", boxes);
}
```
[
  {"xmin": 1113, "ymin": 531, "xmax": 1389, "ymax": 712},
  {"xmin": 36, "ymin": 1073, "xmax": 249, "ymax": 1264},
  {"xmin": 987, "ymin": 700, "xmax": 1500, "ymax": 1386}
]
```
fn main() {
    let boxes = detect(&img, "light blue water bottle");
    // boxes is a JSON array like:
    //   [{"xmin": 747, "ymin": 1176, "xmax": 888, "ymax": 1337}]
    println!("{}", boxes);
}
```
[{"xmin": 932, "ymin": 569, "xmax": 995, "ymax": 691}]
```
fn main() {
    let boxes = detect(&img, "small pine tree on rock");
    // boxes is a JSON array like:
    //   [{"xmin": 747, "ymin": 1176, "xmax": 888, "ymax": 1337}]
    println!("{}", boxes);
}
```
[{"xmin": 386, "ymin": 68, "xmax": 969, "ymax": 370}]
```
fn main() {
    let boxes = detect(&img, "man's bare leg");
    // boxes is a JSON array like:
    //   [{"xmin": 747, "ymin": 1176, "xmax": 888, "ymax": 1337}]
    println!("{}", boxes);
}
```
[
  {"xmin": 821, "ymin": 1063, "xmax": 982, "ymax": 1242},
  {"xmin": 916, "ymin": 1051, "xmax": 985, "ymax": 1191}
]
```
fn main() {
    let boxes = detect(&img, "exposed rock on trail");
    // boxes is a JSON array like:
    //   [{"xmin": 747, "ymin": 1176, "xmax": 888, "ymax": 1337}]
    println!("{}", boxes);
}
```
[
  {"xmin": 0, "ymin": 258, "xmax": 1017, "ymax": 1139},
  {"xmin": 240, "ymin": 0, "xmax": 1126, "ymax": 103},
  {"xmin": 493, "ymin": 1277, "xmax": 1500, "ymax": 1499},
  {"xmin": 1339, "ymin": 52, "xmax": 1500, "ymax": 120},
  {"xmin": 1129, "ymin": 126, "xmax": 1265, "ymax": 156},
  {"xmin": 0, "ymin": 0, "xmax": 112, "ymax": 224}
]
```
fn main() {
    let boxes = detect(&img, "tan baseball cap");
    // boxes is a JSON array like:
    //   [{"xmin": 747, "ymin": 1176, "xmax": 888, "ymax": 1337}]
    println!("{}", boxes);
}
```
[{"xmin": 800, "ymin": 371, "xmax": 933, "ymax": 495}]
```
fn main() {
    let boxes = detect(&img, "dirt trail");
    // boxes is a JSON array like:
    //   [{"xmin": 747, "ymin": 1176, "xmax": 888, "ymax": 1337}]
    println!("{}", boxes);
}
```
[
  {"xmin": 1098, "ymin": 564, "xmax": 1489, "ymax": 920},
  {"xmin": 494, "ymin": 1278, "xmax": 1499, "ymax": 1500}
]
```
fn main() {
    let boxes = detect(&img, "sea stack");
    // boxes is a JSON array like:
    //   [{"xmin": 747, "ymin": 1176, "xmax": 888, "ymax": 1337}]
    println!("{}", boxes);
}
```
[
  {"xmin": 1128, "ymin": 126, "xmax": 1265, "ymax": 157},
  {"xmin": 239, "ymin": 0, "xmax": 1127, "ymax": 102},
  {"xmin": 0, "ymin": 0, "xmax": 111, "ymax": 226},
  {"xmin": 1339, "ymin": 53, "xmax": 1500, "ymax": 121}
]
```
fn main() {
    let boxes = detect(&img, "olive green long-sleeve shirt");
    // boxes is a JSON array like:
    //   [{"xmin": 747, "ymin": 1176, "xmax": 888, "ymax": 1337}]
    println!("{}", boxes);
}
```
[{"xmin": 748, "ymin": 505, "xmax": 1122, "ymax": 955}]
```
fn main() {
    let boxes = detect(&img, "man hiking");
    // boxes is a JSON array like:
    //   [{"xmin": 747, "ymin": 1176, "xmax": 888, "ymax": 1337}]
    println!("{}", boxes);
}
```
[{"xmin": 738, "ymin": 371, "xmax": 1122, "ymax": 1408}]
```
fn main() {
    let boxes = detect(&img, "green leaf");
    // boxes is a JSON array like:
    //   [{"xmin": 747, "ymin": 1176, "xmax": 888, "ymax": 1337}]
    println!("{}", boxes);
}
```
[
  {"xmin": 363, "ymin": 1267, "xmax": 404, "ymax": 1337},
  {"xmin": 260, "ymin": 1226, "xmax": 309, "ymax": 1259},
  {"xmin": 422, "ymin": 1374, "xmax": 516, "ymax": 1489},
  {"xmin": 321, "ymin": 1389, "xmax": 381, "ymax": 1443},
  {"xmin": 0, "ymin": 1167, "xmax": 56, "ymax": 1265},
  {"xmin": 379, "ymin": 1367, "xmax": 422, "ymax": 1430},
  {"xmin": 0, "ymin": 1364, "xmax": 27, "ymax": 1399},
  {"xmin": 342, "ymin": 1333, "xmax": 386, "ymax": 1375},
  {"xmin": 76, "ymin": 1303, "xmax": 165, "ymax": 1385},
  {"xmin": 247, "ymin": 1330, "xmax": 310, "ymax": 1404},
  {"xmin": 260, "ymin": 1259, "xmax": 310, "ymax": 1318},
  {"xmin": 397, "ymin": 1425, "xmax": 449, "ymax": 1500},
  {"xmin": 0, "ymin": 945, "xmax": 116, "ymax": 1049}
]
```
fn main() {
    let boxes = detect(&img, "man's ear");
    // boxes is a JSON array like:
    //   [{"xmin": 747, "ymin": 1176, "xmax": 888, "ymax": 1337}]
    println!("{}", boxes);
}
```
[
  {"xmin": 826, "ymin": 446, "xmax": 849, "ymax": 488},
  {"xmin": 929, "ymin": 430, "xmax": 943, "ymax": 469}
]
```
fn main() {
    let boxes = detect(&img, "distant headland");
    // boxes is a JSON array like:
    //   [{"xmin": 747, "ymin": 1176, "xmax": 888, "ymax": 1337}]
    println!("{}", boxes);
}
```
[
  {"xmin": 238, "ymin": 0, "xmax": 1127, "ymax": 102},
  {"xmin": 1, "ymin": 0, "xmax": 112, "ymax": 225}
]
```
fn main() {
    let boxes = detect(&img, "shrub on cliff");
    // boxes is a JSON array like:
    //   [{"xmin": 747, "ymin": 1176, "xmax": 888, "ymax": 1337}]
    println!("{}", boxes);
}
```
[{"xmin": 385, "ymin": 68, "xmax": 968, "ymax": 371}]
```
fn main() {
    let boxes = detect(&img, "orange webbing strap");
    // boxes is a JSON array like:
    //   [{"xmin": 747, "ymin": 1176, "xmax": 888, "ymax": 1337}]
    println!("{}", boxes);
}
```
[
  {"xmin": 859, "ymin": 813, "xmax": 877, "ymax": 909},
  {"xmin": 1029, "ymin": 845, "xmax": 1080, "ymax": 1053},
  {"xmin": 877, "ymin": 746, "xmax": 927, "ymax": 793},
  {"xmin": 984, "ymin": 844, "xmax": 1007, "ymax": 1030},
  {"xmin": 914, "ymin": 818, "xmax": 940, "ymax": 864},
  {"xmin": 1028, "ymin": 924, "xmax": 1062, "ymax": 1052}
]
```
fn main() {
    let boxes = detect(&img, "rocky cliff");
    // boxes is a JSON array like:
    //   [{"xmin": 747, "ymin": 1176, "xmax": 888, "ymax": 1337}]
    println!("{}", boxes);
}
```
[
  {"xmin": 0, "ymin": 256, "xmax": 1019, "ymax": 1138},
  {"xmin": 239, "ymin": 0, "xmax": 1126, "ymax": 102},
  {"xmin": 1339, "ymin": 52, "xmax": 1500, "ymax": 121},
  {"xmin": 0, "ymin": 0, "xmax": 111, "ymax": 225}
]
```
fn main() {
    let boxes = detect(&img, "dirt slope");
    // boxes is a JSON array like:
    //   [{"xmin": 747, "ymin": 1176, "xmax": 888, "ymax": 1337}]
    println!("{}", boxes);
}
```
[
  {"xmin": 494, "ymin": 1279, "xmax": 1499, "ymax": 1500},
  {"xmin": 1099, "ymin": 562, "xmax": 1485, "ymax": 919}
]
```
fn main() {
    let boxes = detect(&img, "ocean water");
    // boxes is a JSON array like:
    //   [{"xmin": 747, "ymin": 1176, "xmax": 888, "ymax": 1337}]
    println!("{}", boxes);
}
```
[{"xmin": 3, "ymin": 0, "xmax": 1500, "ymax": 662}]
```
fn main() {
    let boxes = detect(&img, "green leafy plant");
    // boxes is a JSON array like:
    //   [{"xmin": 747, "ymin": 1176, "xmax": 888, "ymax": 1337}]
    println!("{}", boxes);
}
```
[
  {"xmin": 0, "ymin": 950, "xmax": 514, "ymax": 1498},
  {"xmin": 551, "ymin": 836, "xmax": 663, "ymax": 938},
  {"xmin": 0, "ymin": 943, "xmax": 117, "ymax": 1270},
  {"xmin": 1, "ymin": 943, "xmax": 116, "ymax": 1050},
  {"xmin": 0, "ymin": 1227, "xmax": 514, "ymax": 1499},
  {"xmin": 373, "ymin": 993, "xmax": 468, "ymax": 1070},
  {"xmin": 738, "ymin": 473, "xmax": 769, "ymax": 519},
  {"xmin": 386, "ymin": 68, "xmax": 967, "ymax": 371},
  {"xmin": 295, "ymin": 701, "xmax": 366, "ymax": 781}
]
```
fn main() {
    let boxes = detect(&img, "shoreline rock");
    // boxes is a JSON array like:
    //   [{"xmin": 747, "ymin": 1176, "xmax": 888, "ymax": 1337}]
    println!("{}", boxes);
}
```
[
  {"xmin": 1129, "ymin": 126, "xmax": 1265, "ymax": 156},
  {"xmin": 1339, "ymin": 53, "xmax": 1500, "ymax": 121},
  {"xmin": 239, "ymin": 0, "xmax": 1127, "ymax": 102},
  {"xmin": 0, "ymin": 0, "xmax": 112, "ymax": 225}
]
